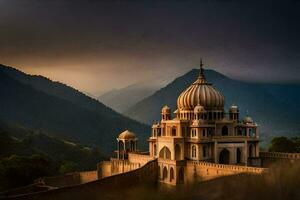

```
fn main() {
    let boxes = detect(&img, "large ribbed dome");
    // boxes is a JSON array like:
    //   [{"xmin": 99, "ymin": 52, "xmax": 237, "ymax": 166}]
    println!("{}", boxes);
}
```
[{"xmin": 177, "ymin": 62, "xmax": 224, "ymax": 110}]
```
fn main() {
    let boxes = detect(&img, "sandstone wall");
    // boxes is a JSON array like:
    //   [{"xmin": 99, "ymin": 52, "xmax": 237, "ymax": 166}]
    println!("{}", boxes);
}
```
[
  {"xmin": 38, "ymin": 173, "xmax": 81, "ymax": 188},
  {"xmin": 8, "ymin": 159, "xmax": 158, "ymax": 200},
  {"xmin": 97, "ymin": 161, "xmax": 112, "ymax": 179},
  {"xmin": 79, "ymin": 171, "xmax": 98, "ymax": 183},
  {"xmin": 260, "ymin": 151, "xmax": 300, "ymax": 167},
  {"xmin": 128, "ymin": 153, "xmax": 153, "ymax": 165},
  {"xmin": 186, "ymin": 161, "xmax": 267, "ymax": 183}
]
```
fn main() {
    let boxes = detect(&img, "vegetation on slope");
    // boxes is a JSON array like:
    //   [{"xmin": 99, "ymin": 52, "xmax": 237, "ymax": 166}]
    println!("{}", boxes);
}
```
[
  {"xmin": 0, "ymin": 121, "xmax": 104, "ymax": 191},
  {"xmin": 269, "ymin": 136, "xmax": 300, "ymax": 153}
]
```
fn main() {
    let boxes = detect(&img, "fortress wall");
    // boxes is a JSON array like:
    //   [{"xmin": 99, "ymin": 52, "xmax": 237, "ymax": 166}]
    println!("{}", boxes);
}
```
[
  {"xmin": 97, "ymin": 161, "xmax": 112, "ymax": 179},
  {"xmin": 79, "ymin": 171, "xmax": 98, "ymax": 183},
  {"xmin": 260, "ymin": 152, "xmax": 300, "ymax": 167},
  {"xmin": 37, "ymin": 170, "xmax": 98, "ymax": 188},
  {"xmin": 38, "ymin": 173, "xmax": 81, "ymax": 188},
  {"xmin": 186, "ymin": 161, "xmax": 267, "ymax": 183},
  {"xmin": 97, "ymin": 159, "xmax": 143, "ymax": 179},
  {"xmin": 8, "ymin": 159, "xmax": 158, "ymax": 200},
  {"xmin": 110, "ymin": 158, "xmax": 141, "ymax": 175},
  {"xmin": 128, "ymin": 153, "xmax": 153, "ymax": 165}
]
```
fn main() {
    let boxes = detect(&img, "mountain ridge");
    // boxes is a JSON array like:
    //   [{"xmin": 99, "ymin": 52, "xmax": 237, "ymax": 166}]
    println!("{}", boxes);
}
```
[{"xmin": 0, "ymin": 64, "xmax": 150, "ymax": 155}]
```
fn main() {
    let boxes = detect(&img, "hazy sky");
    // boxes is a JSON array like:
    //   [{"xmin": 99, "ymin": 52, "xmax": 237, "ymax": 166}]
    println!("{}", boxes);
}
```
[{"xmin": 0, "ymin": 0, "xmax": 299, "ymax": 94}]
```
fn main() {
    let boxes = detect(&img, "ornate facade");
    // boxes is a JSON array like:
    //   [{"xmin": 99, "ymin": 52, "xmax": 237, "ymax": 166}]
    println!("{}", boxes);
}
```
[{"xmin": 148, "ymin": 60, "xmax": 260, "ymax": 184}]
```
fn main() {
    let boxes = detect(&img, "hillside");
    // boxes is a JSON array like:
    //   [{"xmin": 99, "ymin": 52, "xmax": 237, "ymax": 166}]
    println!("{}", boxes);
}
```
[
  {"xmin": 0, "ymin": 120, "xmax": 104, "ymax": 190},
  {"xmin": 124, "ymin": 69, "xmax": 300, "ymax": 143},
  {"xmin": 0, "ymin": 120, "xmax": 103, "ymax": 169},
  {"xmin": 0, "ymin": 64, "xmax": 150, "ymax": 154}
]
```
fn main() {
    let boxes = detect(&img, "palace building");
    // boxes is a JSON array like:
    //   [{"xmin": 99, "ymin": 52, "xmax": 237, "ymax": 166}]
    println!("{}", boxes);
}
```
[{"xmin": 112, "ymin": 60, "xmax": 261, "ymax": 185}]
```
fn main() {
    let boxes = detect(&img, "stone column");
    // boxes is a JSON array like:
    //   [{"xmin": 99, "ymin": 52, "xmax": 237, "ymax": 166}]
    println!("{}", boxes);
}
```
[
  {"xmin": 117, "ymin": 141, "xmax": 120, "ymax": 159},
  {"xmin": 214, "ymin": 140, "xmax": 218, "ymax": 163},
  {"xmin": 123, "ymin": 140, "xmax": 126, "ymax": 159},
  {"xmin": 244, "ymin": 140, "xmax": 248, "ymax": 166},
  {"xmin": 255, "ymin": 142, "xmax": 259, "ymax": 157}
]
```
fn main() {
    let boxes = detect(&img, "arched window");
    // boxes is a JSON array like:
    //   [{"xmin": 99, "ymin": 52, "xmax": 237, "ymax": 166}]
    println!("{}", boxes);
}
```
[
  {"xmin": 202, "ymin": 129, "xmax": 206, "ymax": 137},
  {"xmin": 170, "ymin": 167, "xmax": 174, "ymax": 181},
  {"xmin": 192, "ymin": 145, "xmax": 197, "ymax": 158},
  {"xmin": 222, "ymin": 126, "xmax": 228, "ymax": 136},
  {"xmin": 191, "ymin": 129, "xmax": 197, "ymax": 137},
  {"xmin": 159, "ymin": 146, "xmax": 171, "ymax": 159},
  {"xmin": 154, "ymin": 144, "xmax": 157, "ymax": 156}
]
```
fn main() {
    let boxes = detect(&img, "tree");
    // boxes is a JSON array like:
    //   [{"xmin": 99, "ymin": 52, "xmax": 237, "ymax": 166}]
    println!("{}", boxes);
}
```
[
  {"xmin": 0, "ymin": 154, "xmax": 52, "ymax": 191},
  {"xmin": 59, "ymin": 161, "xmax": 78, "ymax": 174},
  {"xmin": 269, "ymin": 137, "xmax": 297, "ymax": 153}
]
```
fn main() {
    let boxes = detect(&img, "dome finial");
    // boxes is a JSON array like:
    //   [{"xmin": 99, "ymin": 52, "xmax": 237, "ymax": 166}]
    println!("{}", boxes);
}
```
[
  {"xmin": 197, "ymin": 58, "xmax": 206, "ymax": 83},
  {"xmin": 200, "ymin": 58, "xmax": 204, "ymax": 76}
]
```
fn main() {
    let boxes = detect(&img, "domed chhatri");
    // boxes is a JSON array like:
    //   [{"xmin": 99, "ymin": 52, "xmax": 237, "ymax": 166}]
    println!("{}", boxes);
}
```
[
  {"xmin": 117, "ymin": 130, "xmax": 138, "ymax": 160},
  {"xmin": 177, "ymin": 60, "xmax": 224, "ymax": 111},
  {"xmin": 118, "ymin": 130, "xmax": 137, "ymax": 140},
  {"xmin": 243, "ymin": 116, "xmax": 254, "ymax": 124},
  {"xmin": 161, "ymin": 105, "xmax": 171, "ymax": 113}
]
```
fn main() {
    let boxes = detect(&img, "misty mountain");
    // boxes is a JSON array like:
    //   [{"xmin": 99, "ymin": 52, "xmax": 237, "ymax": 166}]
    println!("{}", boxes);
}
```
[
  {"xmin": 98, "ymin": 78, "xmax": 170, "ymax": 113},
  {"xmin": 0, "ymin": 64, "xmax": 150, "ymax": 154},
  {"xmin": 124, "ymin": 69, "xmax": 300, "ymax": 144},
  {"xmin": 98, "ymin": 85, "xmax": 156, "ymax": 113}
]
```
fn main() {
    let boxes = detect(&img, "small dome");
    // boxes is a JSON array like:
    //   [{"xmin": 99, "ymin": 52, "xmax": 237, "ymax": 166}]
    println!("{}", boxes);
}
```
[
  {"xmin": 194, "ymin": 104, "xmax": 206, "ymax": 113},
  {"xmin": 161, "ymin": 105, "xmax": 171, "ymax": 113},
  {"xmin": 229, "ymin": 105, "xmax": 239, "ymax": 113},
  {"xmin": 118, "ymin": 130, "xmax": 137, "ymax": 140},
  {"xmin": 243, "ymin": 116, "xmax": 253, "ymax": 124}
]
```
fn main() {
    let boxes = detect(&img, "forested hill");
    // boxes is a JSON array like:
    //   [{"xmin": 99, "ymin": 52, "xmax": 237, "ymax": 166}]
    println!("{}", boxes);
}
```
[
  {"xmin": 0, "ymin": 120, "xmax": 105, "ymax": 190},
  {"xmin": 0, "ymin": 64, "xmax": 150, "ymax": 154}
]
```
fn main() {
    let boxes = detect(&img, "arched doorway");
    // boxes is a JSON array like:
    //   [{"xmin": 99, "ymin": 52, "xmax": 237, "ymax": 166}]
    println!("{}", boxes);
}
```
[
  {"xmin": 159, "ymin": 146, "xmax": 171, "ymax": 159},
  {"xmin": 163, "ymin": 167, "xmax": 168, "ymax": 180},
  {"xmin": 219, "ymin": 148, "xmax": 230, "ymax": 164},
  {"xmin": 222, "ymin": 126, "xmax": 228, "ymax": 136},
  {"xmin": 175, "ymin": 144, "xmax": 182, "ymax": 160},
  {"xmin": 178, "ymin": 167, "xmax": 184, "ymax": 183},
  {"xmin": 170, "ymin": 167, "xmax": 174, "ymax": 182},
  {"xmin": 236, "ymin": 148, "xmax": 241, "ymax": 164}
]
